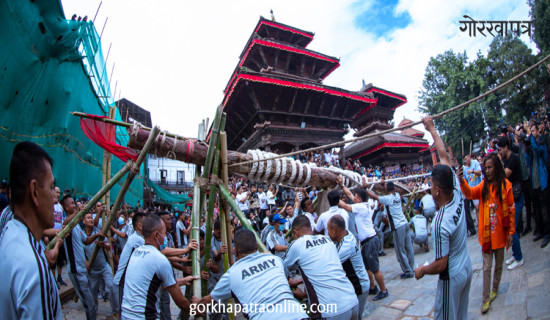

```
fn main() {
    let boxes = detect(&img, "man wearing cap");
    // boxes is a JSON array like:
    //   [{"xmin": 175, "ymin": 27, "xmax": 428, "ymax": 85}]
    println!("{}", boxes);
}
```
[
  {"xmin": 266, "ymin": 214, "xmax": 288, "ymax": 259},
  {"xmin": 366, "ymin": 181, "xmax": 415, "ymax": 279}
]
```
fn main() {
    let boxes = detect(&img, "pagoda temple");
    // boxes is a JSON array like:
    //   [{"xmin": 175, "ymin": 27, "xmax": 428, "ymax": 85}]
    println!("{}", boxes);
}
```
[
  {"xmin": 344, "ymin": 83, "xmax": 430, "ymax": 167},
  {"xmin": 221, "ymin": 17, "xmax": 377, "ymax": 153}
]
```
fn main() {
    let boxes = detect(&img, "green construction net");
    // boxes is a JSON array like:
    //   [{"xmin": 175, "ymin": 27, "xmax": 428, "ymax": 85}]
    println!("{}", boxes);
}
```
[
  {"xmin": 0, "ymin": 0, "xmax": 143, "ymax": 204},
  {"xmin": 146, "ymin": 177, "xmax": 191, "ymax": 204}
]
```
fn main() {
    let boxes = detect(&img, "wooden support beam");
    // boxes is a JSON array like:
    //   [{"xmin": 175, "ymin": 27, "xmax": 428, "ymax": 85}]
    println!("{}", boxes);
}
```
[
  {"xmin": 46, "ymin": 162, "xmax": 133, "ymax": 250},
  {"xmin": 88, "ymin": 126, "xmax": 161, "ymax": 266},
  {"xmin": 257, "ymin": 46, "xmax": 269, "ymax": 66},
  {"xmin": 247, "ymin": 87, "xmax": 265, "ymax": 122},
  {"xmin": 298, "ymin": 55, "xmax": 306, "ymax": 77}
]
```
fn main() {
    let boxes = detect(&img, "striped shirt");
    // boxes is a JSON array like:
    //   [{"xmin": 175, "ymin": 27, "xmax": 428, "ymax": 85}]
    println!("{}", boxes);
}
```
[
  {"xmin": 0, "ymin": 205, "xmax": 13, "ymax": 238},
  {"xmin": 64, "ymin": 223, "xmax": 88, "ymax": 274},
  {"xmin": 0, "ymin": 217, "xmax": 62, "ymax": 319},
  {"xmin": 334, "ymin": 233, "xmax": 370, "ymax": 295},
  {"xmin": 121, "ymin": 244, "xmax": 176, "ymax": 319},
  {"xmin": 432, "ymin": 169, "xmax": 471, "ymax": 279},
  {"xmin": 283, "ymin": 234, "xmax": 358, "ymax": 318},
  {"xmin": 114, "ymin": 232, "xmax": 145, "ymax": 286},
  {"xmin": 210, "ymin": 252, "xmax": 307, "ymax": 320},
  {"xmin": 83, "ymin": 226, "xmax": 109, "ymax": 272}
]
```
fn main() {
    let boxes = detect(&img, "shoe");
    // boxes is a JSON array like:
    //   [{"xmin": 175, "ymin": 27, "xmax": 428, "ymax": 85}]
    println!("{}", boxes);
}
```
[
  {"xmin": 378, "ymin": 251, "xmax": 386, "ymax": 256},
  {"xmin": 490, "ymin": 291, "xmax": 497, "ymax": 302},
  {"xmin": 541, "ymin": 235, "xmax": 550, "ymax": 248},
  {"xmin": 507, "ymin": 259, "xmax": 524, "ymax": 270},
  {"xmin": 400, "ymin": 272, "xmax": 414, "ymax": 279},
  {"xmin": 505, "ymin": 256, "xmax": 515, "ymax": 265},
  {"xmin": 424, "ymin": 244, "xmax": 430, "ymax": 252},
  {"xmin": 533, "ymin": 233, "xmax": 544, "ymax": 242},
  {"xmin": 521, "ymin": 227, "xmax": 532, "ymax": 237},
  {"xmin": 102, "ymin": 293, "xmax": 108, "ymax": 302},
  {"xmin": 368, "ymin": 286, "xmax": 379, "ymax": 295},
  {"xmin": 373, "ymin": 290, "xmax": 389, "ymax": 301},
  {"xmin": 481, "ymin": 301, "xmax": 490, "ymax": 314},
  {"xmin": 57, "ymin": 276, "xmax": 67, "ymax": 286}
]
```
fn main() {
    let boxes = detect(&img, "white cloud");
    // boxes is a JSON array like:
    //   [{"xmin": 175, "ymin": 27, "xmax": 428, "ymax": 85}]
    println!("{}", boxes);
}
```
[{"xmin": 61, "ymin": 0, "xmax": 535, "ymax": 145}]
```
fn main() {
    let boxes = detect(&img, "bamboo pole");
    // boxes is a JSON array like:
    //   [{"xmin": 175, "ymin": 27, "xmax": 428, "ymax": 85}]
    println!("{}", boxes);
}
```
[
  {"xmin": 105, "ymin": 106, "xmax": 115, "ymax": 273},
  {"xmin": 202, "ymin": 113, "xmax": 226, "ymax": 295},
  {"xmin": 46, "ymin": 162, "xmax": 132, "ymax": 250},
  {"xmin": 88, "ymin": 126, "xmax": 161, "ymax": 266},
  {"xmin": 219, "ymin": 132, "xmax": 234, "ymax": 265},
  {"xmin": 191, "ymin": 123, "xmax": 205, "ymax": 318},
  {"xmin": 217, "ymin": 184, "xmax": 268, "ymax": 253}
]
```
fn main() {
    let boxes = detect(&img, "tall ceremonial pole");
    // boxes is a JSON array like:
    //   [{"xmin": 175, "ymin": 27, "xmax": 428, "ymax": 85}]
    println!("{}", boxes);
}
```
[{"xmin": 191, "ymin": 122, "xmax": 205, "ymax": 318}]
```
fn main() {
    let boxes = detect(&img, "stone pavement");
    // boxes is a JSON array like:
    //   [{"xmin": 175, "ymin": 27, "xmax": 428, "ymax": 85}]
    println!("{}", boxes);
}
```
[
  {"xmin": 361, "ymin": 229, "xmax": 550, "ymax": 320},
  {"xmin": 62, "ymin": 227, "xmax": 550, "ymax": 320}
]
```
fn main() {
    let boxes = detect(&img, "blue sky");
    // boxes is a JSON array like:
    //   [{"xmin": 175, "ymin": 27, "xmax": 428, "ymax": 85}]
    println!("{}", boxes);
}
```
[
  {"xmin": 353, "ymin": 0, "xmax": 412, "ymax": 38},
  {"xmin": 60, "ymin": 0, "xmax": 536, "ymax": 143}
]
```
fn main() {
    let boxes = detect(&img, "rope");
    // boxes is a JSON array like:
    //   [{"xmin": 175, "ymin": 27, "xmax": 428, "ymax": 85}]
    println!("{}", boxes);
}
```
[
  {"xmin": 365, "ymin": 173, "xmax": 431, "ymax": 185},
  {"xmin": 166, "ymin": 134, "xmax": 177, "ymax": 159},
  {"xmin": 228, "ymin": 52, "xmax": 550, "ymax": 168},
  {"xmin": 269, "ymin": 156, "xmax": 281, "ymax": 183}
]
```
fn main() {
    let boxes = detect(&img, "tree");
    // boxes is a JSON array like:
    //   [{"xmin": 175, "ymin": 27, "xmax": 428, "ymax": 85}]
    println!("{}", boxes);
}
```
[
  {"xmin": 528, "ymin": 0, "xmax": 550, "ymax": 55},
  {"xmin": 418, "ymin": 50, "xmax": 498, "ymax": 153},
  {"xmin": 486, "ymin": 34, "xmax": 544, "ymax": 124}
]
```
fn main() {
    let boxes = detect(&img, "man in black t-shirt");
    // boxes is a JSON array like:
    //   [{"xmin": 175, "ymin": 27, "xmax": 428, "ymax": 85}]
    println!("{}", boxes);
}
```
[{"xmin": 497, "ymin": 137, "xmax": 526, "ymax": 268}]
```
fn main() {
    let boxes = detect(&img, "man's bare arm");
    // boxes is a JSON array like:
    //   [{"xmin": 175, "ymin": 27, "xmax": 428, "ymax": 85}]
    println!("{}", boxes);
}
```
[{"xmin": 422, "ymin": 116, "xmax": 451, "ymax": 167}]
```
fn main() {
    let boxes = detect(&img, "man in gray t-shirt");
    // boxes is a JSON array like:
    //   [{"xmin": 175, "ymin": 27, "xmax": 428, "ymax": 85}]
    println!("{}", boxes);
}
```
[
  {"xmin": 366, "ymin": 182, "xmax": 415, "ymax": 278},
  {"xmin": 122, "ymin": 214, "xmax": 196, "ymax": 319},
  {"xmin": 414, "ymin": 116, "xmax": 472, "ymax": 320}
]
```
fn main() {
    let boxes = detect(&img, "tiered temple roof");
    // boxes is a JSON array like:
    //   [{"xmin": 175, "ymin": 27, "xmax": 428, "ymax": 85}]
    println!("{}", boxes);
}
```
[
  {"xmin": 344, "ymin": 84, "xmax": 429, "ymax": 167},
  {"xmin": 221, "ymin": 17, "xmax": 377, "ymax": 153}
]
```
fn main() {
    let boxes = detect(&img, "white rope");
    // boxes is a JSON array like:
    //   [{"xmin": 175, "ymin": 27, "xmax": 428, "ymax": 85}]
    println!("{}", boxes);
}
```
[
  {"xmin": 364, "ymin": 173, "xmax": 431, "ymax": 185},
  {"xmin": 295, "ymin": 161, "xmax": 304, "ymax": 185},
  {"xmin": 287, "ymin": 159, "xmax": 297, "ymax": 185},
  {"xmin": 301, "ymin": 164, "xmax": 312, "ymax": 186},
  {"xmin": 277, "ymin": 158, "xmax": 288, "ymax": 184},
  {"xmin": 255, "ymin": 151, "xmax": 265, "ymax": 181},
  {"xmin": 262, "ymin": 154, "xmax": 273, "ymax": 181},
  {"xmin": 248, "ymin": 150, "xmax": 259, "ymax": 179},
  {"xmin": 269, "ymin": 156, "xmax": 282, "ymax": 183}
]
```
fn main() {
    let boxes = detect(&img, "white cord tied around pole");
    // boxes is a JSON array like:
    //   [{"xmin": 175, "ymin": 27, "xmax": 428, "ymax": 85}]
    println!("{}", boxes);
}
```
[{"xmin": 248, "ymin": 150, "xmax": 259, "ymax": 179}]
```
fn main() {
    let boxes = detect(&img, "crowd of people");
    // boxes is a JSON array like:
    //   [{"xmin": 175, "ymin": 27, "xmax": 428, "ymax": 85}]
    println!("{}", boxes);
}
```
[{"xmin": 0, "ymin": 108, "xmax": 549, "ymax": 319}]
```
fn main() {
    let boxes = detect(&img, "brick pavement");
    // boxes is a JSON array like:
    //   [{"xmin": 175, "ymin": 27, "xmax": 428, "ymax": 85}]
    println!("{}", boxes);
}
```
[{"xmin": 61, "ymin": 223, "xmax": 550, "ymax": 320}]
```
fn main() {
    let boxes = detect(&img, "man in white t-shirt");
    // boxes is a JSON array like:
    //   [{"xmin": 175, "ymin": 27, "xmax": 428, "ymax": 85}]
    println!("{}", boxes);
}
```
[
  {"xmin": 122, "ymin": 214, "xmax": 196, "ymax": 319},
  {"xmin": 284, "ymin": 215, "xmax": 359, "ymax": 319},
  {"xmin": 257, "ymin": 185, "xmax": 269, "ymax": 221},
  {"xmin": 366, "ymin": 182, "xmax": 415, "ymax": 279},
  {"xmin": 300, "ymin": 197, "xmax": 318, "ymax": 231},
  {"xmin": 420, "ymin": 191, "xmax": 436, "ymax": 220},
  {"xmin": 315, "ymin": 189, "xmax": 349, "ymax": 236},
  {"xmin": 409, "ymin": 211, "xmax": 429, "ymax": 252},
  {"xmin": 236, "ymin": 187, "xmax": 250, "ymax": 217},
  {"xmin": 337, "ymin": 177, "xmax": 388, "ymax": 301}
]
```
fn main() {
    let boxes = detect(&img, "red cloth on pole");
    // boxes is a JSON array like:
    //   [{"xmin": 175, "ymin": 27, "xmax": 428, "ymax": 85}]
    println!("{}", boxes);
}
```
[{"xmin": 80, "ymin": 114, "xmax": 138, "ymax": 162}]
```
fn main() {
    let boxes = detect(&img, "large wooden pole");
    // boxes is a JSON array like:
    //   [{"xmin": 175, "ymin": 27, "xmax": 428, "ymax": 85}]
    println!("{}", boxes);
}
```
[
  {"xmin": 202, "ymin": 112, "xmax": 226, "ymax": 295},
  {"xmin": 88, "ymin": 126, "xmax": 161, "ymax": 266},
  {"xmin": 128, "ymin": 129, "xmax": 351, "ymax": 189},
  {"xmin": 191, "ymin": 123, "xmax": 205, "ymax": 319},
  {"xmin": 128, "ymin": 128, "xmax": 413, "ymax": 193},
  {"xmin": 219, "ymin": 132, "xmax": 234, "ymax": 265}
]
